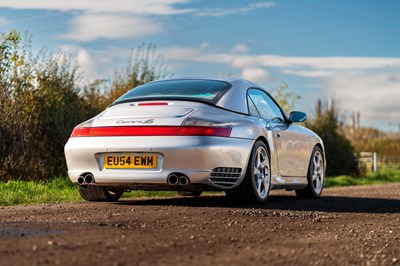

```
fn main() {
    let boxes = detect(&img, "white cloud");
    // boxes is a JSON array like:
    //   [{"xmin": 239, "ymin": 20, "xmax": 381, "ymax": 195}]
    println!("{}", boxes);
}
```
[
  {"xmin": 196, "ymin": 2, "xmax": 276, "ymax": 17},
  {"xmin": 199, "ymin": 42, "xmax": 209, "ymax": 49},
  {"xmin": 59, "ymin": 13, "xmax": 161, "ymax": 41},
  {"xmin": 230, "ymin": 43, "xmax": 249, "ymax": 54},
  {"xmin": 161, "ymin": 46, "xmax": 204, "ymax": 60},
  {"xmin": 161, "ymin": 46, "xmax": 400, "ymax": 74},
  {"xmin": 220, "ymin": 55, "xmax": 400, "ymax": 71},
  {"xmin": 159, "ymin": 45, "xmax": 400, "ymax": 128},
  {"xmin": 0, "ymin": 1, "xmax": 277, "ymax": 41},
  {"xmin": 282, "ymin": 69, "xmax": 336, "ymax": 78},
  {"xmin": 241, "ymin": 67, "xmax": 272, "ymax": 82},
  {"xmin": 0, "ymin": 16, "xmax": 7, "ymax": 26},
  {"xmin": 159, "ymin": 46, "xmax": 400, "ymax": 72},
  {"xmin": 0, "ymin": 0, "xmax": 192, "ymax": 41},
  {"xmin": 0, "ymin": 0, "xmax": 192, "ymax": 15},
  {"xmin": 324, "ymin": 71, "xmax": 400, "ymax": 121},
  {"xmin": 0, "ymin": 0, "xmax": 276, "ymax": 17},
  {"xmin": 58, "ymin": 45, "xmax": 114, "ymax": 79}
]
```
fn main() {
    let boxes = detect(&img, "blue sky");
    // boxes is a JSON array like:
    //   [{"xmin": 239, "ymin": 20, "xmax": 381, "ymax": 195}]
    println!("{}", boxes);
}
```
[{"xmin": 1, "ymin": 0, "xmax": 399, "ymax": 131}]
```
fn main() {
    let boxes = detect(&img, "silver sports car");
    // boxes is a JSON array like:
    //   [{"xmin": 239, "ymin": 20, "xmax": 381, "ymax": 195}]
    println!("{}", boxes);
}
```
[{"xmin": 64, "ymin": 78, "xmax": 325, "ymax": 204}]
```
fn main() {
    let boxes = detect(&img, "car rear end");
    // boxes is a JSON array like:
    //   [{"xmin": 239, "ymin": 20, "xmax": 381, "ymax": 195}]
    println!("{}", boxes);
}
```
[{"xmin": 64, "ymin": 79, "xmax": 255, "ymax": 191}]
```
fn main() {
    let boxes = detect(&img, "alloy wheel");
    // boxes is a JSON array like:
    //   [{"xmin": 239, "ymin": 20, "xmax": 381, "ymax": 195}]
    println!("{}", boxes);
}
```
[{"xmin": 253, "ymin": 146, "xmax": 270, "ymax": 199}]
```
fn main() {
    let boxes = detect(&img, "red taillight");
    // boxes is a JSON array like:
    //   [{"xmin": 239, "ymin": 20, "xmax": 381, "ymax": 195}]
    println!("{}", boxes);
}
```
[
  {"xmin": 70, "ymin": 126, "xmax": 231, "ymax": 137},
  {"xmin": 91, "ymin": 126, "xmax": 179, "ymax": 136},
  {"xmin": 70, "ymin": 118, "xmax": 232, "ymax": 138},
  {"xmin": 70, "ymin": 127, "xmax": 91, "ymax": 137},
  {"xmin": 138, "ymin": 102, "xmax": 168, "ymax": 106},
  {"xmin": 70, "ymin": 119, "xmax": 95, "ymax": 137},
  {"xmin": 178, "ymin": 126, "xmax": 232, "ymax": 137}
]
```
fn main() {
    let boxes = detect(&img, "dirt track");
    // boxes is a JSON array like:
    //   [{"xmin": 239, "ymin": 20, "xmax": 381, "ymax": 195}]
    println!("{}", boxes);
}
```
[{"xmin": 1, "ymin": 183, "xmax": 400, "ymax": 266}]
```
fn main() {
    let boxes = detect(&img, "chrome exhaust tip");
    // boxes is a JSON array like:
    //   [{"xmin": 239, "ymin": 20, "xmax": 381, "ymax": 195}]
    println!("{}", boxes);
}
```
[
  {"xmin": 167, "ymin": 174, "xmax": 179, "ymax": 185},
  {"xmin": 77, "ymin": 176, "xmax": 85, "ymax": 185},
  {"xmin": 179, "ymin": 175, "xmax": 189, "ymax": 185},
  {"xmin": 77, "ymin": 173, "xmax": 95, "ymax": 185},
  {"xmin": 84, "ymin": 173, "xmax": 95, "ymax": 184}
]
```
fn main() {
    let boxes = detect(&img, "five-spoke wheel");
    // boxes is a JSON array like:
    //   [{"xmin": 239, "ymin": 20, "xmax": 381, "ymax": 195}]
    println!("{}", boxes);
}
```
[
  {"xmin": 296, "ymin": 146, "xmax": 325, "ymax": 198},
  {"xmin": 253, "ymin": 145, "xmax": 271, "ymax": 200},
  {"xmin": 225, "ymin": 140, "xmax": 271, "ymax": 204}
]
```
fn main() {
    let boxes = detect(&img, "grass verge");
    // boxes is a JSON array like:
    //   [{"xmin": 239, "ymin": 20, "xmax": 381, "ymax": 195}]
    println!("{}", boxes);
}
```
[
  {"xmin": 1, "ymin": 170, "xmax": 399, "ymax": 206},
  {"xmin": 325, "ymin": 169, "xmax": 400, "ymax": 187},
  {"xmin": 0, "ymin": 177, "xmax": 81, "ymax": 206},
  {"xmin": 0, "ymin": 177, "xmax": 181, "ymax": 206}
]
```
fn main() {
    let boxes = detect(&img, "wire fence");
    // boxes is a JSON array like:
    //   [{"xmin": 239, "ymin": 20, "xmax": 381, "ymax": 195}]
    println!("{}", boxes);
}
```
[
  {"xmin": 356, "ymin": 152, "xmax": 400, "ymax": 173},
  {"xmin": 377, "ymin": 155, "xmax": 400, "ymax": 171}
]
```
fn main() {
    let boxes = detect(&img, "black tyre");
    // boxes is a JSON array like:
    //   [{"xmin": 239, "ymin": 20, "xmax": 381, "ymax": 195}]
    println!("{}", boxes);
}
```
[
  {"xmin": 225, "ymin": 140, "xmax": 271, "ymax": 204},
  {"xmin": 77, "ymin": 185, "xmax": 124, "ymax": 202},
  {"xmin": 178, "ymin": 191, "xmax": 203, "ymax": 197},
  {"xmin": 295, "ymin": 146, "xmax": 325, "ymax": 198}
]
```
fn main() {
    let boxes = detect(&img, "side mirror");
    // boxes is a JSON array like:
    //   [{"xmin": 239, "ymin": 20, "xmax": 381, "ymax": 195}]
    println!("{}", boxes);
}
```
[{"xmin": 289, "ymin": 111, "xmax": 307, "ymax": 123}]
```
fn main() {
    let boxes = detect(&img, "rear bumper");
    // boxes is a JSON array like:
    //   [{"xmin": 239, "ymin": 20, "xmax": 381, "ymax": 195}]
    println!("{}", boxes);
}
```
[{"xmin": 64, "ymin": 136, "xmax": 254, "ymax": 188}]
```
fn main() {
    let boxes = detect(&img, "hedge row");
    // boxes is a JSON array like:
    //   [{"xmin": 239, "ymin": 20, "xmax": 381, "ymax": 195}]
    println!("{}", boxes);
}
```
[{"xmin": 0, "ymin": 30, "xmax": 169, "ymax": 181}]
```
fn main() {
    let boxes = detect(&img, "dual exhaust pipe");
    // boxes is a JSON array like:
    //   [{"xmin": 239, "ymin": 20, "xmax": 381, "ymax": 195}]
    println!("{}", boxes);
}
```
[
  {"xmin": 78, "ymin": 172, "xmax": 189, "ymax": 186},
  {"xmin": 77, "ymin": 173, "xmax": 95, "ymax": 185},
  {"xmin": 167, "ymin": 173, "xmax": 190, "ymax": 186}
]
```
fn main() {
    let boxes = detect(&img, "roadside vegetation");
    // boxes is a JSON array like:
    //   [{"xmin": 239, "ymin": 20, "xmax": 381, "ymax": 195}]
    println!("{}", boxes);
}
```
[
  {"xmin": 324, "ymin": 169, "xmax": 400, "ymax": 187},
  {"xmin": 0, "ymin": 177, "xmax": 80, "ymax": 206},
  {"xmin": 0, "ymin": 30, "xmax": 169, "ymax": 182},
  {"xmin": 0, "ymin": 177, "xmax": 180, "ymax": 206},
  {"xmin": 1, "ymin": 169, "xmax": 400, "ymax": 206}
]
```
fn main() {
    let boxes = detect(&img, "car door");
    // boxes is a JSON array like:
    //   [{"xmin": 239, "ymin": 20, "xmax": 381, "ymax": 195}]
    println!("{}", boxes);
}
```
[{"xmin": 248, "ymin": 88, "xmax": 309, "ymax": 177}]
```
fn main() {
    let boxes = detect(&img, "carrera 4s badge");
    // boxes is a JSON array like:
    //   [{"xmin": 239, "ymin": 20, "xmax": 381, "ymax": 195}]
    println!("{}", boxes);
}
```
[{"xmin": 116, "ymin": 119, "xmax": 155, "ymax": 125}]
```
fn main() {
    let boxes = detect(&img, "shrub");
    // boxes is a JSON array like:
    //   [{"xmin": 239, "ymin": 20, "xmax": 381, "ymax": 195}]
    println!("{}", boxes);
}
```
[
  {"xmin": 0, "ymin": 31, "xmax": 99, "ymax": 181},
  {"xmin": 306, "ymin": 99, "xmax": 359, "ymax": 176},
  {"xmin": 0, "ymin": 31, "xmax": 170, "ymax": 181}
]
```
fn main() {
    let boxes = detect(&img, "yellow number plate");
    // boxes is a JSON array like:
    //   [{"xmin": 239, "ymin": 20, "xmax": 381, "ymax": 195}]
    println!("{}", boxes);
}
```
[{"xmin": 104, "ymin": 155, "xmax": 157, "ymax": 169}]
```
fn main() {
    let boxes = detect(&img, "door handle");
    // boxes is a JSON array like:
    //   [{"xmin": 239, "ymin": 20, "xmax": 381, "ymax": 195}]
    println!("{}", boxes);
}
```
[{"xmin": 274, "ymin": 131, "xmax": 281, "ymax": 138}]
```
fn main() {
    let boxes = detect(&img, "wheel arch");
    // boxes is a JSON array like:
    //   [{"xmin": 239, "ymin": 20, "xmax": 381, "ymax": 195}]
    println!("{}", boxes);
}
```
[
  {"xmin": 234, "ymin": 136, "xmax": 271, "ymax": 190},
  {"xmin": 255, "ymin": 136, "xmax": 271, "ymax": 157},
  {"xmin": 313, "ymin": 143, "xmax": 326, "ymax": 170},
  {"xmin": 254, "ymin": 135, "xmax": 278, "ymax": 176}
]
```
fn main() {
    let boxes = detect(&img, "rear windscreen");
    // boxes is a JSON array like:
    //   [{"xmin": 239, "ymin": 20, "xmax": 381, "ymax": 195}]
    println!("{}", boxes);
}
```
[{"xmin": 113, "ymin": 79, "xmax": 231, "ymax": 105}]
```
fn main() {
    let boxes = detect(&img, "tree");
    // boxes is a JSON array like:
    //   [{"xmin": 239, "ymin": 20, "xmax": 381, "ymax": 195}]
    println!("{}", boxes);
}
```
[
  {"xmin": 0, "ymin": 30, "xmax": 172, "ymax": 181},
  {"xmin": 271, "ymin": 82, "xmax": 301, "ymax": 113},
  {"xmin": 306, "ymin": 99, "xmax": 359, "ymax": 176},
  {"xmin": 0, "ymin": 30, "xmax": 36, "ymax": 179},
  {"xmin": 0, "ymin": 30, "xmax": 99, "ymax": 181}
]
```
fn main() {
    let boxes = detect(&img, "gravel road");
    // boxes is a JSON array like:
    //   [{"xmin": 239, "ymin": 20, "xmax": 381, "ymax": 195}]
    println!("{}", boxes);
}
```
[{"xmin": 1, "ymin": 183, "xmax": 400, "ymax": 266}]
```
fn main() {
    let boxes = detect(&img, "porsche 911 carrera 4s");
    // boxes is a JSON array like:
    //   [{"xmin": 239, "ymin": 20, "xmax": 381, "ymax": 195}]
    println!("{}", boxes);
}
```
[{"xmin": 64, "ymin": 78, "xmax": 325, "ymax": 204}]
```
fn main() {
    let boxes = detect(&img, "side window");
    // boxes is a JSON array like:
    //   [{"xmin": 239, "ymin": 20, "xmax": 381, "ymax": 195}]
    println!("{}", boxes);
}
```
[
  {"xmin": 247, "ymin": 95, "xmax": 260, "ymax": 117},
  {"xmin": 248, "ymin": 89, "xmax": 284, "ymax": 122}
]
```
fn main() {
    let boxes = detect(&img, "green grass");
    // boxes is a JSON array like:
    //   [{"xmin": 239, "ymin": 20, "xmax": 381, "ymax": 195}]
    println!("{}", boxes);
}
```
[
  {"xmin": 325, "ymin": 169, "xmax": 400, "ymax": 187},
  {"xmin": 1, "ymin": 169, "xmax": 399, "ymax": 206},
  {"xmin": 0, "ymin": 176, "xmax": 81, "ymax": 206},
  {"xmin": 0, "ymin": 177, "xmax": 183, "ymax": 206}
]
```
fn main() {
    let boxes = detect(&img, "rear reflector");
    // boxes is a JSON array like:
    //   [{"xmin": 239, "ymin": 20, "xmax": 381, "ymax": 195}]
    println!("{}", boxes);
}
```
[{"xmin": 71, "ymin": 126, "xmax": 231, "ymax": 137}]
